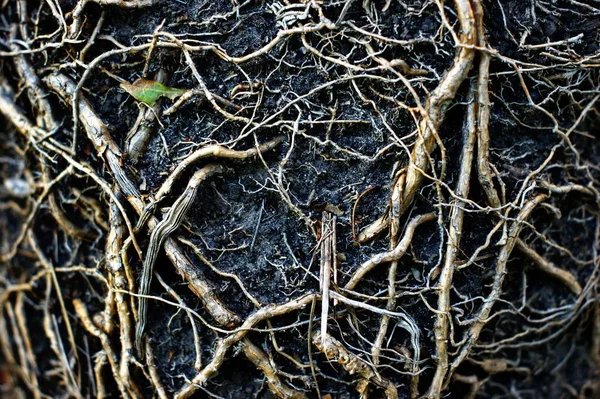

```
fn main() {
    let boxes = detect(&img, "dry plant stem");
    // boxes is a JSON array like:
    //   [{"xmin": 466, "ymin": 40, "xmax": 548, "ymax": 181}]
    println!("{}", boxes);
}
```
[
  {"xmin": 345, "ymin": 212, "xmax": 437, "ymax": 291},
  {"xmin": 313, "ymin": 331, "xmax": 398, "ymax": 399},
  {"xmin": 135, "ymin": 164, "xmax": 225, "ymax": 354},
  {"xmin": 515, "ymin": 239, "xmax": 582, "ymax": 296},
  {"xmin": 72, "ymin": 299, "xmax": 131, "ymax": 399},
  {"xmin": 448, "ymin": 194, "xmax": 549, "ymax": 383},
  {"xmin": 426, "ymin": 88, "xmax": 478, "ymax": 398},
  {"xmin": 242, "ymin": 338, "xmax": 307, "ymax": 399},
  {"xmin": 320, "ymin": 212, "xmax": 336, "ymax": 345},
  {"xmin": 175, "ymin": 293, "xmax": 317, "ymax": 399}
]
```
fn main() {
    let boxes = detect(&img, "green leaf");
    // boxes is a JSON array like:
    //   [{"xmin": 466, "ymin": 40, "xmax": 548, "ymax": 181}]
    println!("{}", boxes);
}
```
[{"xmin": 120, "ymin": 78, "xmax": 188, "ymax": 106}]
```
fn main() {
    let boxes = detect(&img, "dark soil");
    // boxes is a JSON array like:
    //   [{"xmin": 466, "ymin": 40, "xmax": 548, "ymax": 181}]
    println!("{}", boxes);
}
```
[{"xmin": 0, "ymin": 0, "xmax": 599, "ymax": 398}]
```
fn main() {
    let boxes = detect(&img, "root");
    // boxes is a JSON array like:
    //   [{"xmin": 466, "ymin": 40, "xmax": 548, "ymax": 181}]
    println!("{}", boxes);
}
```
[
  {"xmin": 0, "ymin": 0, "xmax": 598, "ymax": 397},
  {"xmin": 313, "ymin": 331, "xmax": 398, "ymax": 399}
]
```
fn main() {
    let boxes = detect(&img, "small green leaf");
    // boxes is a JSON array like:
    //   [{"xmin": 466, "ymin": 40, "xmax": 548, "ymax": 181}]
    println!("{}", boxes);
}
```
[{"xmin": 120, "ymin": 78, "xmax": 188, "ymax": 106}]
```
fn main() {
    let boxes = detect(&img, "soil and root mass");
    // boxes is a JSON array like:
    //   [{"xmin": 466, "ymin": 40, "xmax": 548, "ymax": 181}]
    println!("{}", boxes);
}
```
[{"xmin": 0, "ymin": 0, "xmax": 599, "ymax": 398}]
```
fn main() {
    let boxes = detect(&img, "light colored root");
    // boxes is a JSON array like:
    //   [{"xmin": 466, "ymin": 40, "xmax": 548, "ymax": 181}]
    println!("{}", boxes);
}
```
[
  {"xmin": 313, "ymin": 331, "xmax": 398, "ymax": 399},
  {"xmin": 175, "ymin": 294, "xmax": 317, "ymax": 399},
  {"xmin": 345, "ymin": 212, "xmax": 436, "ymax": 291},
  {"xmin": 153, "ymin": 137, "xmax": 283, "ymax": 201},
  {"xmin": 242, "ymin": 338, "xmax": 307, "ymax": 399},
  {"xmin": 516, "ymin": 239, "xmax": 582, "ymax": 296},
  {"xmin": 73, "ymin": 299, "xmax": 132, "ymax": 399},
  {"xmin": 448, "ymin": 194, "xmax": 549, "ymax": 385},
  {"xmin": 319, "ymin": 212, "xmax": 336, "ymax": 345},
  {"xmin": 427, "ymin": 83, "xmax": 478, "ymax": 398}
]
